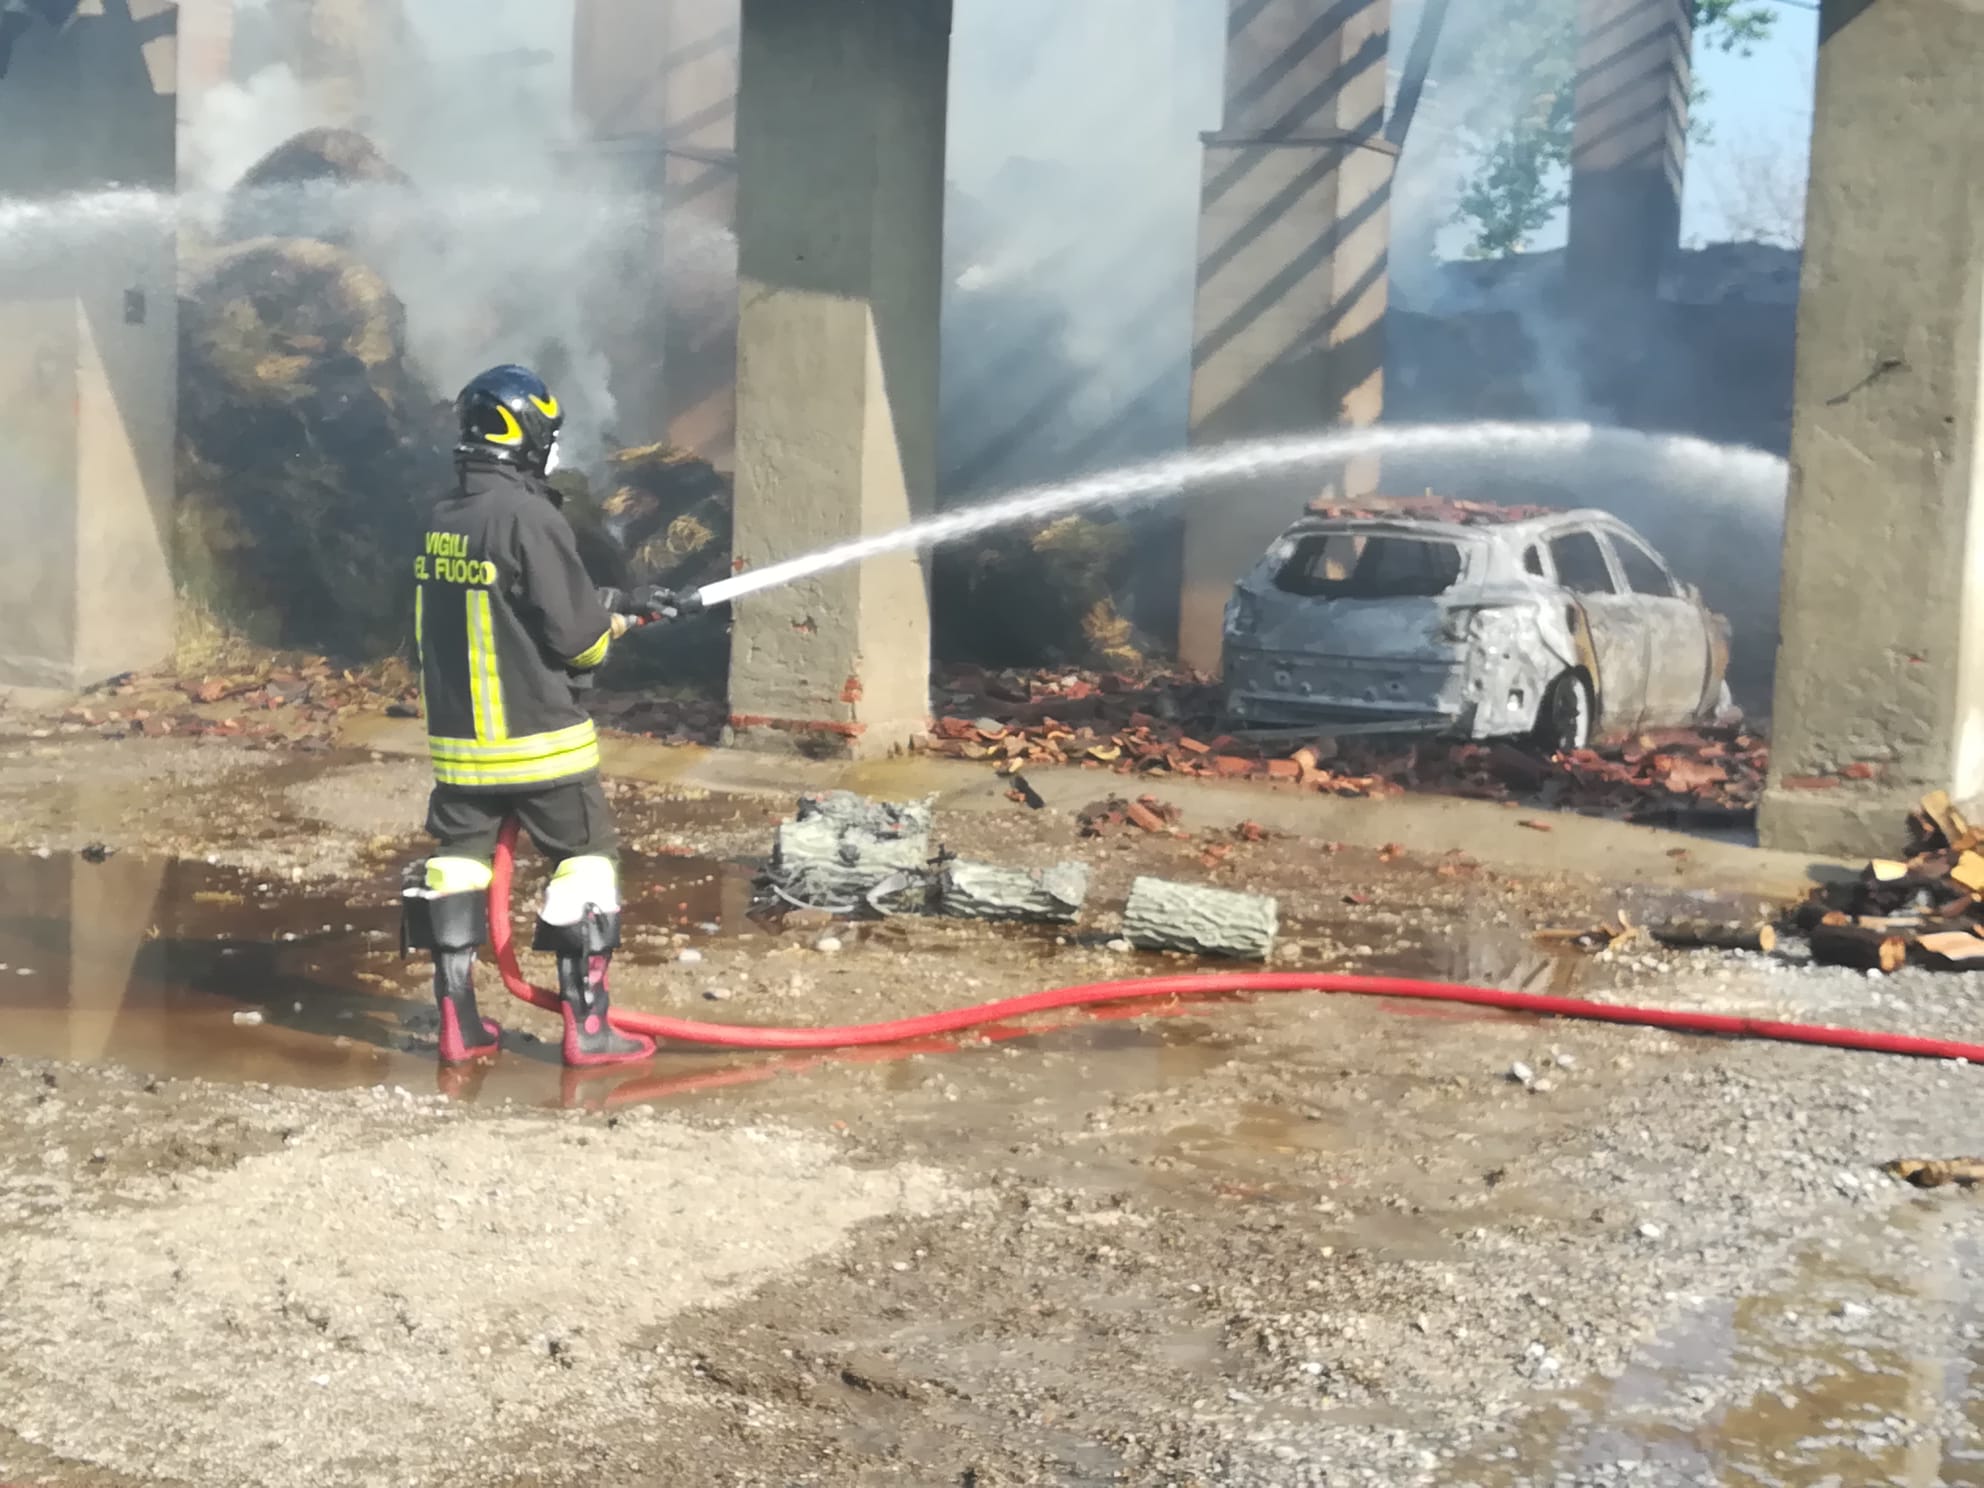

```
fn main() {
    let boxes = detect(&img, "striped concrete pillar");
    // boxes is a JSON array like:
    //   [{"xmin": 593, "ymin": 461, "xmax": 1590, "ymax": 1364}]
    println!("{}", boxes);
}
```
[
  {"xmin": 656, "ymin": 0, "xmax": 740, "ymax": 470},
  {"xmin": 572, "ymin": 0, "xmax": 739, "ymax": 467},
  {"xmin": 173, "ymin": 0, "xmax": 234, "ymax": 110},
  {"xmin": 1566, "ymin": 0, "xmax": 1691, "ymax": 306},
  {"xmin": 1180, "ymin": 0, "xmax": 1393, "ymax": 675}
]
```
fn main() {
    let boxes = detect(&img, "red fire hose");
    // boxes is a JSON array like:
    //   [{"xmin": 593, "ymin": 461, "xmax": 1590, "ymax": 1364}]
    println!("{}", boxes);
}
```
[{"xmin": 487, "ymin": 820, "xmax": 1984, "ymax": 1063}]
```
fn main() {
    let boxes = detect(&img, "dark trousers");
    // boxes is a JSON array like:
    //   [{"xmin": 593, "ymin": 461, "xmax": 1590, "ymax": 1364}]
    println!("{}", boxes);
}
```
[{"xmin": 424, "ymin": 774, "xmax": 619, "ymax": 865}]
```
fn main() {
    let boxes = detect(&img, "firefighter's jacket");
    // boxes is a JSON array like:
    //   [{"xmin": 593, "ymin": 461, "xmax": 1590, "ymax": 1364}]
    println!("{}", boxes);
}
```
[{"xmin": 414, "ymin": 456, "xmax": 616, "ymax": 792}]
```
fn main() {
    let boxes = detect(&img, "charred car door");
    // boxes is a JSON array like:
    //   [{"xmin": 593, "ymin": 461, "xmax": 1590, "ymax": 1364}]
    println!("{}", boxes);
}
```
[
  {"xmin": 1600, "ymin": 529, "xmax": 1713, "ymax": 726},
  {"xmin": 1546, "ymin": 527, "xmax": 1648, "ymax": 734}
]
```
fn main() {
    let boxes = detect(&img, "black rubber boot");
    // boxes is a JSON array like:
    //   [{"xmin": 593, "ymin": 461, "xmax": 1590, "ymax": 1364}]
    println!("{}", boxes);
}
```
[
  {"xmin": 432, "ymin": 946, "xmax": 501, "ymax": 1062},
  {"xmin": 402, "ymin": 873, "xmax": 500, "ymax": 1063},
  {"xmin": 536, "ymin": 908, "xmax": 656, "ymax": 1067}
]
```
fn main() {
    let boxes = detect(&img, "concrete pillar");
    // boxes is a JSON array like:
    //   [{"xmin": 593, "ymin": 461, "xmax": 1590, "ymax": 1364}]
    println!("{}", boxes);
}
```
[
  {"xmin": 1758, "ymin": 0, "xmax": 1984, "ymax": 856},
  {"xmin": 726, "ymin": 0, "xmax": 949, "ymax": 757},
  {"xmin": 0, "ymin": 0, "xmax": 179, "ymax": 690},
  {"xmin": 1180, "ymin": 0, "xmax": 1393, "ymax": 674},
  {"xmin": 656, "ymin": 0, "xmax": 739, "ymax": 468},
  {"xmin": 572, "ymin": 0, "xmax": 739, "ymax": 466},
  {"xmin": 1566, "ymin": 0, "xmax": 1690, "ymax": 305},
  {"xmin": 174, "ymin": 0, "xmax": 233, "ymax": 110}
]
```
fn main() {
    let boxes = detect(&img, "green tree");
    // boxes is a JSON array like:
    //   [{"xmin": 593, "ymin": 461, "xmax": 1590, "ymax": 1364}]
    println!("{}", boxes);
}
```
[{"xmin": 1449, "ymin": 0, "xmax": 1775, "ymax": 258}]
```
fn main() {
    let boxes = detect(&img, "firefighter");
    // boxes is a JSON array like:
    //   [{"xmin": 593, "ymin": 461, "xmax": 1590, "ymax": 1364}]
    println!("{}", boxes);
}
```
[{"xmin": 398, "ymin": 364, "xmax": 687, "ymax": 1067}]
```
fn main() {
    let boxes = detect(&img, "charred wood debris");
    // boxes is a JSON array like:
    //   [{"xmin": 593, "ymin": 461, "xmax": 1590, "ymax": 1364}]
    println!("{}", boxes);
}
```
[
  {"xmin": 921, "ymin": 665, "xmax": 1769, "ymax": 827},
  {"xmin": 1792, "ymin": 790, "xmax": 1984, "ymax": 973}
]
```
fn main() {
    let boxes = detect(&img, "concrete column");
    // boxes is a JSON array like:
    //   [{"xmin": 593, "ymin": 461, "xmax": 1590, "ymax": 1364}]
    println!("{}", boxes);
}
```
[
  {"xmin": 572, "ymin": 0, "xmax": 739, "ymax": 466},
  {"xmin": 1566, "ymin": 0, "xmax": 1690, "ymax": 305},
  {"xmin": 726, "ymin": 0, "xmax": 949, "ymax": 757},
  {"xmin": 1180, "ymin": 0, "xmax": 1393, "ymax": 674},
  {"xmin": 657, "ymin": 0, "xmax": 740, "ymax": 468},
  {"xmin": 0, "ymin": 0, "xmax": 179, "ymax": 690},
  {"xmin": 174, "ymin": 0, "xmax": 233, "ymax": 111},
  {"xmin": 1758, "ymin": 0, "xmax": 1984, "ymax": 856}
]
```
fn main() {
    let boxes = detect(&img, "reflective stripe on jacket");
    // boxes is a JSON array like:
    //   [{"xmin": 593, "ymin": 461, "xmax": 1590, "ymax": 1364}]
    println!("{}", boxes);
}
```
[{"xmin": 414, "ymin": 457, "xmax": 616, "ymax": 791}]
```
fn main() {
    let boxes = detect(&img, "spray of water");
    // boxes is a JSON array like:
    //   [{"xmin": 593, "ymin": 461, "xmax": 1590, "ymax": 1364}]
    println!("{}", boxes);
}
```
[
  {"xmin": 698, "ymin": 421, "xmax": 1787, "ymax": 608},
  {"xmin": 0, "ymin": 189, "xmax": 179, "ymax": 263}
]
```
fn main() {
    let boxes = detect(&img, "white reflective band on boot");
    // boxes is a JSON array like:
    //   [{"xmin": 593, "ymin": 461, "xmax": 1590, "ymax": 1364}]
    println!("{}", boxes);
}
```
[{"xmin": 540, "ymin": 854, "xmax": 619, "ymax": 924}]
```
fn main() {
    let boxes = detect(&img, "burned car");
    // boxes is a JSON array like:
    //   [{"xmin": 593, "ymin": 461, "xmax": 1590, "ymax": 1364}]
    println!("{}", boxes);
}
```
[{"xmin": 1221, "ymin": 499, "xmax": 1733, "ymax": 750}]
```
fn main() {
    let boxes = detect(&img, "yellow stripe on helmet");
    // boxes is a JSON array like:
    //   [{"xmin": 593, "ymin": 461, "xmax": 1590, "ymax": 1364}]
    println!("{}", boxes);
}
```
[
  {"xmin": 529, "ymin": 393, "xmax": 561, "ymax": 420},
  {"xmin": 486, "ymin": 404, "xmax": 525, "ymax": 446}
]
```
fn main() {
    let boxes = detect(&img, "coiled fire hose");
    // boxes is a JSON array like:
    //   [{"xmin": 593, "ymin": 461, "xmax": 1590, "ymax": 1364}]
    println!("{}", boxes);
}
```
[{"xmin": 486, "ymin": 819, "xmax": 1984, "ymax": 1063}]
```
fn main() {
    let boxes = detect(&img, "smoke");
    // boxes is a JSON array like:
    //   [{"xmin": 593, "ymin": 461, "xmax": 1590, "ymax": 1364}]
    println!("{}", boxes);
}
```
[
  {"xmin": 182, "ymin": 0, "xmax": 644, "ymax": 458},
  {"xmin": 939, "ymin": 0, "xmax": 1224, "ymax": 499},
  {"xmin": 1383, "ymin": 0, "xmax": 1790, "ymax": 704},
  {"xmin": 1386, "ymin": 0, "xmax": 1605, "ymax": 423}
]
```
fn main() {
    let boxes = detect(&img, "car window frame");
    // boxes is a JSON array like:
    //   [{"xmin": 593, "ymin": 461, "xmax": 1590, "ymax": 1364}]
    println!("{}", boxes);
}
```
[
  {"xmin": 1545, "ymin": 525, "xmax": 1621, "ymax": 597},
  {"xmin": 1270, "ymin": 527, "xmax": 1470, "ymax": 601},
  {"xmin": 1600, "ymin": 528, "xmax": 1681, "ymax": 599}
]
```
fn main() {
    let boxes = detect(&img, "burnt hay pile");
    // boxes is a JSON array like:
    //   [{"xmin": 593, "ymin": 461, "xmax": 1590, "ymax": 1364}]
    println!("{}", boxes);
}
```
[
  {"xmin": 174, "ymin": 127, "xmax": 730, "ymax": 672},
  {"xmin": 177, "ymin": 128, "xmax": 1163, "ymax": 680}
]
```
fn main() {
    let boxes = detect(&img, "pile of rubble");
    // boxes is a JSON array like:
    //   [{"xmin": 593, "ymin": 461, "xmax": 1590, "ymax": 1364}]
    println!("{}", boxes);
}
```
[
  {"xmin": 173, "ymin": 124, "xmax": 737, "ymax": 679},
  {"xmin": 924, "ymin": 666, "xmax": 1768, "ymax": 822},
  {"xmin": 1793, "ymin": 791, "xmax": 1984, "ymax": 971},
  {"xmin": 34, "ymin": 657, "xmax": 418, "ymax": 751}
]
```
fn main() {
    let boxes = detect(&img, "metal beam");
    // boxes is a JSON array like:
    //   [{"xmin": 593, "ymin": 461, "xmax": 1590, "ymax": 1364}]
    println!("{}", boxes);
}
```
[{"xmin": 1383, "ymin": 0, "xmax": 1449, "ymax": 151}]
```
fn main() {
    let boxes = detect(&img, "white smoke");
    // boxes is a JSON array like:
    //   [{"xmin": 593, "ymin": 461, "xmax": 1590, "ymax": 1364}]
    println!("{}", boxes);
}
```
[
  {"xmin": 178, "ymin": 58, "xmax": 318, "ymax": 194},
  {"xmin": 182, "ymin": 0, "xmax": 641, "ymax": 457},
  {"xmin": 939, "ymin": 0, "xmax": 1225, "ymax": 496}
]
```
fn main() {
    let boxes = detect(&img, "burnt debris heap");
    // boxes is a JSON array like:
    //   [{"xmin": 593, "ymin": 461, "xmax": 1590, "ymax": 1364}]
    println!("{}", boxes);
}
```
[{"xmin": 173, "ymin": 125, "xmax": 733, "ymax": 672}]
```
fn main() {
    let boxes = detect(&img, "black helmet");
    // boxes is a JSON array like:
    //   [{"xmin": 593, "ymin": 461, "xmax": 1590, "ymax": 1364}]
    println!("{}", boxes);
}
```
[{"xmin": 454, "ymin": 364, "xmax": 564, "ymax": 474}]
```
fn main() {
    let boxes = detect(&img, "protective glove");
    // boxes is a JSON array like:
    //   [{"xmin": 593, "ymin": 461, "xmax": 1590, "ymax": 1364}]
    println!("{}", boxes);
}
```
[{"xmin": 597, "ymin": 585, "xmax": 698, "ymax": 623}]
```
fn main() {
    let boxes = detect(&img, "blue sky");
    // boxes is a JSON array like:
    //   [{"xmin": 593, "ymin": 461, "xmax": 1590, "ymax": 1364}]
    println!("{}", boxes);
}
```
[{"xmin": 1681, "ymin": 0, "xmax": 1819, "ymax": 245}]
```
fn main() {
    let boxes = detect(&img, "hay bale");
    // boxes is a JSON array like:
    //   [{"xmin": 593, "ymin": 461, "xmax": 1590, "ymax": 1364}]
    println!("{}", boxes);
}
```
[
  {"xmin": 599, "ymin": 441, "xmax": 733, "ymax": 597},
  {"xmin": 547, "ymin": 470, "xmax": 630, "ymax": 590},
  {"xmin": 933, "ymin": 513, "xmax": 1153, "ymax": 670},
  {"xmin": 223, "ymin": 128, "xmax": 412, "ymax": 245},
  {"xmin": 176, "ymin": 234, "xmax": 445, "ymax": 658}
]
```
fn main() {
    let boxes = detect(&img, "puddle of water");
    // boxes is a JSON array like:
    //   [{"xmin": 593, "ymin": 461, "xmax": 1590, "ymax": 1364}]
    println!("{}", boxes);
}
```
[
  {"xmin": 1439, "ymin": 1205, "xmax": 1984, "ymax": 1486},
  {"xmin": 0, "ymin": 848, "xmax": 766, "ymax": 1101},
  {"xmin": 0, "ymin": 848, "xmax": 1279, "ymax": 1113},
  {"xmin": 0, "ymin": 843, "xmax": 1627, "ymax": 1119}
]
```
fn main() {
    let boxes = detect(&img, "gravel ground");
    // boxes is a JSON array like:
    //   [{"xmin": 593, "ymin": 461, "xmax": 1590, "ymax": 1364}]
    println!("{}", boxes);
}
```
[
  {"xmin": 0, "ymin": 733, "xmax": 1978, "ymax": 1487},
  {"xmin": 0, "ymin": 1084, "xmax": 954, "ymax": 1488}
]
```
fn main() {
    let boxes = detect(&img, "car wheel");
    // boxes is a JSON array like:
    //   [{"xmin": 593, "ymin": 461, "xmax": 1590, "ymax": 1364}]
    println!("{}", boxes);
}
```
[{"xmin": 1536, "ymin": 672, "xmax": 1594, "ymax": 753}]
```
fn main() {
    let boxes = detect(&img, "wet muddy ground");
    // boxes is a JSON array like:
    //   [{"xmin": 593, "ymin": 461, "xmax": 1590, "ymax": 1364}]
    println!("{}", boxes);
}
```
[{"xmin": 0, "ymin": 725, "xmax": 1978, "ymax": 1487}]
